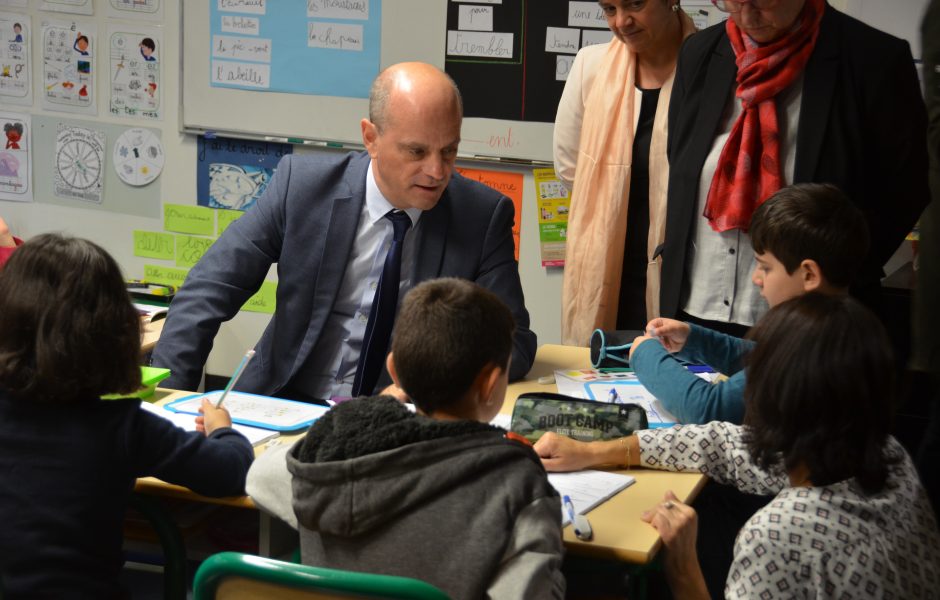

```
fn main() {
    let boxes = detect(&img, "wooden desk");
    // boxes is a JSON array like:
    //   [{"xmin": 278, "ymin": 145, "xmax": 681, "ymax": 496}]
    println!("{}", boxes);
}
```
[
  {"xmin": 141, "ymin": 317, "xmax": 165, "ymax": 354},
  {"xmin": 504, "ymin": 345, "xmax": 707, "ymax": 564},
  {"xmin": 134, "ymin": 344, "xmax": 707, "ymax": 564}
]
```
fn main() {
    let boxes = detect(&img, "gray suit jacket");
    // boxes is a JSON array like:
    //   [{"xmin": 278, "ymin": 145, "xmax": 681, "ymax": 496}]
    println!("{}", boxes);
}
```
[{"xmin": 152, "ymin": 151, "xmax": 537, "ymax": 394}]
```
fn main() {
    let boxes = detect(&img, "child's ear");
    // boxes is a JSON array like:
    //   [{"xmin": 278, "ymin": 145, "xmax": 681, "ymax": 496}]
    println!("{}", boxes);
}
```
[
  {"xmin": 473, "ymin": 362, "xmax": 503, "ymax": 407},
  {"xmin": 386, "ymin": 352, "xmax": 401, "ymax": 387},
  {"xmin": 800, "ymin": 259, "xmax": 824, "ymax": 292}
]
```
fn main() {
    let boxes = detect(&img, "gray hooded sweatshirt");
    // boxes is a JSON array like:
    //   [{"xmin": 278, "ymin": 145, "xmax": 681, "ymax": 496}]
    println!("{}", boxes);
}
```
[{"xmin": 248, "ymin": 396, "xmax": 565, "ymax": 600}]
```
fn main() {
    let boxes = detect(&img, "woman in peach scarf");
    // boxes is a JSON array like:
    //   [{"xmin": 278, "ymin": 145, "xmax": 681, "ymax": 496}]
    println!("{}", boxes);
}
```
[{"xmin": 554, "ymin": 0, "xmax": 696, "ymax": 345}]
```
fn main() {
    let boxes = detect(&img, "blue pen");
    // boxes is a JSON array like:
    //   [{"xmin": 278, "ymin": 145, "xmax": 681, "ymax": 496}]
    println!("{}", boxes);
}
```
[
  {"xmin": 563, "ymin": 495, "xmax": 593, "ymax": 541},
  {"xmin": 608, "ymin": 387, "xmax": 621, "ymax": 403}
]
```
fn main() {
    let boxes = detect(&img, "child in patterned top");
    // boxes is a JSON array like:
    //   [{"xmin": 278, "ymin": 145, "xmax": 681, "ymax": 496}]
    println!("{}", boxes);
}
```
[{"xmin": 537, "ymin": 293, "xmax": 940, "ymax": 598}]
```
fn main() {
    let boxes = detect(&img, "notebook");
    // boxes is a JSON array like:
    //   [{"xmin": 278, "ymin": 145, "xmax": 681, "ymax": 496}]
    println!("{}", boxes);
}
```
[
  {"xmin": 139, "ymin": 401, "xmax": 279, "ymax": 446},
  {"xmin": 548, "ymin": 470, "xmax": 636, "ymax": 525},
  {"xmin": 166, "ymin": 391, "xmax": 328, "ymax": 431}
]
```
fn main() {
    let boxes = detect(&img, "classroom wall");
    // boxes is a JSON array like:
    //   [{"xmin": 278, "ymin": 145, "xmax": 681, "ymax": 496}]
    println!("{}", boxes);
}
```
[{"xmin": 0, "ymin": 0, "xmax": 922, "ymax": 380}]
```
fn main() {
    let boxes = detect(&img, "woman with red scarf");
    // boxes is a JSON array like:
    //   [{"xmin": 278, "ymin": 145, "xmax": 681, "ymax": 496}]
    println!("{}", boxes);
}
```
[
  {"xmin": 659, "ymin": 0, "xmax": 928, "ymax": 337},
  {"xmin": 652, "ymin": 1, "xmax": 929, "ymax": 596},
  {"xmin": 0, "ymin": 217, "xmax": 22, "ymax": 268}
]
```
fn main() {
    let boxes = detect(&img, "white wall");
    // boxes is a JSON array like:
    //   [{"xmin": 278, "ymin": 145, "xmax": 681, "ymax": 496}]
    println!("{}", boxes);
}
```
[{"xmin": 2, "ymin": 0, "xmax": 922, "ymax": 378}]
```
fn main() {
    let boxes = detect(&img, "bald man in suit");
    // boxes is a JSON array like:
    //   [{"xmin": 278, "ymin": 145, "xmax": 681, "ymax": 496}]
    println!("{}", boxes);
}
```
[{"xmin": 153, "ymin": 63, "xmax": 536, "ymax": 401}]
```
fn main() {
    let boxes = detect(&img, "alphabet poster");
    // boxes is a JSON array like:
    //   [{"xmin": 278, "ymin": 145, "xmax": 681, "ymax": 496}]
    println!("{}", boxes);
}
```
[
  {"xmin": 41, "ymin": 20, "xmax": 97, "ymax": 115},
  {"xmin": 0, "ymin": 13, "xmax": 30, "ymax": 105},
  {"xmin": 108, "ymin": 26, "xmax": 162, "ymax": 120},
  {"xmin": 0, "ymin": 111, "xmax": 31, "ymax": 202}
]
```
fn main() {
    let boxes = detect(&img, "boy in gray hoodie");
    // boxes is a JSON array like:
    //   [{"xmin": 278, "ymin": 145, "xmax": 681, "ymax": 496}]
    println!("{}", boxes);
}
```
[{"xmin": 248, "ymin": 278, "xmax": 565, "ymax": 599}]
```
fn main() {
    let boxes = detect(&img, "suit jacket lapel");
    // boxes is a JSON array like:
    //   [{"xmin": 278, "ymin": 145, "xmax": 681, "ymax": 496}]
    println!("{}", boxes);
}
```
[
  {"xmin": 290, "ymin": 155, "xmax": 368, "ymax": 377},
  {"xmin": 412, "ymin": 190, "xmax": 450, "ymax": 283},
  {"xmin": 795, "ymin": 5, "xmax": 839, "ymax": 182}
]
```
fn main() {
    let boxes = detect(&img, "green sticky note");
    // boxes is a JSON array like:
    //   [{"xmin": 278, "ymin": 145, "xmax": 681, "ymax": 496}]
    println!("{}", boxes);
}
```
[
  {"xmin": 242, "ymin": 280, "xmax": 277, "ymax": 314},
  {"xmin": 164, "ymin": 203, "xmax": 214, "ymax": 236},
  {"xmin": 133, "ymin": 230, "xmax": 175, "ymax": 260},
  {"xmin": 217, "ymin": 209, "xmax": 244, "ymax": 236},
  {"xmin": 175, "ymin": 235, "xmax": 215, "ymax": 268},
  {"xmin": 144, "ymin": 264, "xmax": 190, "ymax": 289}
]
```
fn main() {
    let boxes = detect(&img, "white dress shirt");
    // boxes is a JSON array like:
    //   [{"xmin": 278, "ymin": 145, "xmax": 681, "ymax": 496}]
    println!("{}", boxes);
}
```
[{"xmin": 290, "ymin": 162, "xmax": 421, "ymax": 399}]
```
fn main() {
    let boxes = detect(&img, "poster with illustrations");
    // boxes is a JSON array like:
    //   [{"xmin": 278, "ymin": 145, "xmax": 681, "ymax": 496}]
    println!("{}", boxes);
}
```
[
  {"xmin": 107, "ymin": 0, "xmax": 163, "ymax": 21},
  {"xmin": 196, "ymin": 135, "xmax": 291, "ymax": 212},
  {"xmin": 109, "ymin": 27, "xmax": 161, "ymax": 120},
  {"xmin": 40, "ymin": 0, "xmax": 93, "ymax": 16},
  {"xmin": 54, "ymin": 123, "xmax": 105, "ymax": 203},
  {"xmin": 0, "ymin": 13, "xmax": 30, "ymax": 105},
  {"xmin": 0, "ymin": 111, "xmax": 31, "ymax": 202},
  {"xmin": 41, "ymin": 20, "xmax": 97, "ymax": 115},
  {"xmin": 113, "ymin": 127, "xmax": 164, "ymax": 186}
]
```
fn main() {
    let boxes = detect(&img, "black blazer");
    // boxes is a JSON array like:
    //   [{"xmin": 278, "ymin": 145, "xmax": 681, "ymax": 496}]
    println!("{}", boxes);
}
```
[{"xmin": 660, "ymin": 4, "xmax": 929, "ymax": 318}]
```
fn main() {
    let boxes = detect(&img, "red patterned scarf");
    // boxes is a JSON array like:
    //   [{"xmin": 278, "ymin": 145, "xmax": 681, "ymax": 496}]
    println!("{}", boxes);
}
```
[{"xmin": 704, "ymin": 0, "xmax": 825, "ymax": 232}]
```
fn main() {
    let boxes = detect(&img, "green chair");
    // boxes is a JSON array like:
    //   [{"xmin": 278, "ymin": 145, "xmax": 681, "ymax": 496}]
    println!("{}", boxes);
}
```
[{"xmin": 193, "ymin": 552, "xmax": 451, "ymax": 600}]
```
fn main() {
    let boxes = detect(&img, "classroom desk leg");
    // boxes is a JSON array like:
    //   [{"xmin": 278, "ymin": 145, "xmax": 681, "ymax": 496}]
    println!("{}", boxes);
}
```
[
  {"xmin": 129, "ymin": 493, "xmax": 188, "ymax": 600},
  {"xmin": 258, "ymin": 512, "xmax": 299, "ymax": 559}
]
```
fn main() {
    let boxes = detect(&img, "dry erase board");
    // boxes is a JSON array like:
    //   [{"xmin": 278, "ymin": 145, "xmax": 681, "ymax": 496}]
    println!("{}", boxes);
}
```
[{"xmin": 180, "ymin": 0, "xmax": 590, "ymax": 164}]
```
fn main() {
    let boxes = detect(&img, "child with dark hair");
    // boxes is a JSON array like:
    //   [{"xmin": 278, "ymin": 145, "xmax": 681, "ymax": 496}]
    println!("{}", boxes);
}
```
[
  {"xmin": 542, "ymin": 294, "xmax": 940, "ymax": 598},
  {"xmin": 248, "ymin": 277, "xmax": 564, "ymax": 600},
  {"xmin": 636, "ymin": 183, "xmax": 868, "ymax": 425},
  {"xmin": 0, "ymin": 234, "xmax": 253, "ymax": 597}
]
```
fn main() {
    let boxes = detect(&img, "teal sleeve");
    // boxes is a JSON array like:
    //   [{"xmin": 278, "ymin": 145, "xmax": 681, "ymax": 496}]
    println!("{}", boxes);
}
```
[
  {"xmin": 631, "ymin": 340, "xmax": 746, "ymax": 425},
  {"xmin": 675, "ymin": 323, "xmax": 753, "ymax": 376}
]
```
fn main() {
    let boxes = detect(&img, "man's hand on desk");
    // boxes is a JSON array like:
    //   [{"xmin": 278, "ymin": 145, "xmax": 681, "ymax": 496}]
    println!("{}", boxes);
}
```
[
  {"xmin": 196, "ymin": 397, "xmax": 234, "ymax": 435},
  {"xmin": 534, "ymin": 432, "xmax": 638, "ymax": 472}
]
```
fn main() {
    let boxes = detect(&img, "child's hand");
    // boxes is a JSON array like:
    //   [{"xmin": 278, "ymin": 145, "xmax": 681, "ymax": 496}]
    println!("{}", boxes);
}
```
[
  {"xmin": 644, "ymin": 318, "xmax": 691, "ymax": 353},
  {"xmin": 196, "ymin": 397, "xmax": 233, "ymax": 436},
  {"xmin": 0, "ymin": 217, "xmax": 15, "ymax": 248}
]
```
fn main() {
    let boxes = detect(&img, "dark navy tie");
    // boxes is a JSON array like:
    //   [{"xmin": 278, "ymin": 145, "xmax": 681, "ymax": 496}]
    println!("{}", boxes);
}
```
[{"xmin": 352, "ymin": 210, "xmax": 412, "ymax": 396}]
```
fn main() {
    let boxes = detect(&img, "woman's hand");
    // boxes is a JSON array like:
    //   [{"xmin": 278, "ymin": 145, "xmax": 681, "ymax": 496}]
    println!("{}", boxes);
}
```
[
  {"xmin": 534, "ymin": 432, "xmax": 602, "ymax": 472},
  {"xmin": 196, "ymin": 397, "xmax": 234, "ymax": 436},
  {"xmin": 642, "ymin": 490, "xmax": 709, "ymax": 599},
  {"xmin": 645, "ymin": 318, "xmax": 691, "ymax": 353}
]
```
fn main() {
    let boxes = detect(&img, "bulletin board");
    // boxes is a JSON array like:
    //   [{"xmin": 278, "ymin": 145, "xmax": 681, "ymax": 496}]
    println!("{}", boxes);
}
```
[
  {"xmin": 32, "ymin": 115, "xmax": 162, "ymax": 219},
  {"xmin": 180, "ymin": 0, "xmax": 623, "ymax": 164}
]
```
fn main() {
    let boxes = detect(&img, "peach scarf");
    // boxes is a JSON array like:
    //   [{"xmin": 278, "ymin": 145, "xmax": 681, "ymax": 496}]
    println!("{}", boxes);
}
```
[{"xmin": 561, "ymin": 13, "xmax": 696, "ymax": 346}]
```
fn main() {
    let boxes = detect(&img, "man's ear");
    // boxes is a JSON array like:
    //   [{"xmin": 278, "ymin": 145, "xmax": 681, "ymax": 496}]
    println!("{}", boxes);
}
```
[
  {"xmin": 800, "ymin": 259, "xmax": 824, "ymax": 292},
  {"xmin": 386, "ymin": 352, "xmax": 401, "ymax": 387},
  {"xmin": 361, "ymin": 118, "xmax": 378, "ymax": 157}
]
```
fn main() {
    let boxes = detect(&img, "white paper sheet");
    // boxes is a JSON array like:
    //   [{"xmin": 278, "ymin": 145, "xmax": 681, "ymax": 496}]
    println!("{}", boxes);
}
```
[
  {"xmin": 548, "ymin": 470, "xmax": 635, "ymax": 525},
  {"xmin": 140, "ymin": 400, "xmax": 279, "ymax": 446}
]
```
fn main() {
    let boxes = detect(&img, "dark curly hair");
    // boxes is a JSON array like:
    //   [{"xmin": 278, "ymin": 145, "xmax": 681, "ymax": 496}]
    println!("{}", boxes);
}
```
[
  {"xmin": 0, "ymin": 234, "xmax": 141, "ymax": 403},
  {"xmin": 743, "ymin": 293, "xmax": 897, "ymax": 493}
]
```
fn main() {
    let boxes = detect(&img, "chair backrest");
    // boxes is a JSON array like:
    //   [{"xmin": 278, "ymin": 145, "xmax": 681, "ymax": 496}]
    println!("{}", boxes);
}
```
[{"xmin": 193, "ymin": 552, "xmax": 451, "ymax": 600}]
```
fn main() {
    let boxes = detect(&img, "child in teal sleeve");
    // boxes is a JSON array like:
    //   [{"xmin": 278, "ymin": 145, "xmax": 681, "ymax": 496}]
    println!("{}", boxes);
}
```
[
  {"xmin": 627, "ymin": 183, "xmax": 871, "ymax": 425},
  {"xmin": 0, "ymin": 234, "xmax": 254, "ymax": 598}
]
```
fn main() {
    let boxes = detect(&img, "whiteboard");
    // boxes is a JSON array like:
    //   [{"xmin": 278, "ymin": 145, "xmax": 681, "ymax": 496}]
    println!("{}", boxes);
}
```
[{"xmin": 180, "ymin": 0, "xmax": 555, "ymax": 163}]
